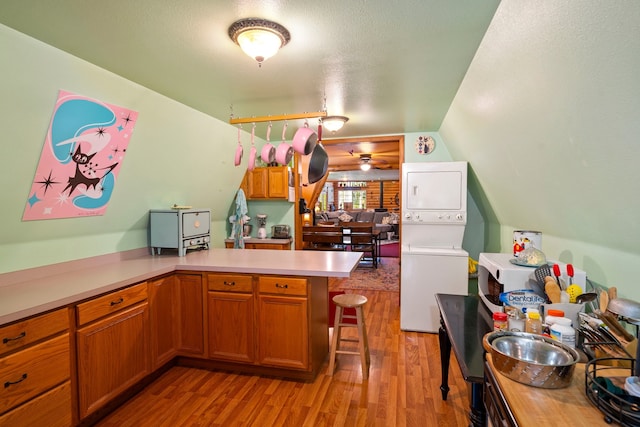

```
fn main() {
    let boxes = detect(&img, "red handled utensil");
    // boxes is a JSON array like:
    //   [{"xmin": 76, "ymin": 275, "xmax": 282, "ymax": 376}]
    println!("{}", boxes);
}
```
[
  {"xmin": 566, "ymin": 264, "xmax": 574, "ymax": 285},
  {"xmin": 553, "ymin": 264, "xmax": 562, "ymax": 289}
]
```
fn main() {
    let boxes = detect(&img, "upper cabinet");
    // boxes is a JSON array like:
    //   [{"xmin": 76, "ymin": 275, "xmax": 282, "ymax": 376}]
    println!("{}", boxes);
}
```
[{"xmin": 241, "ymin": 166, "xmax": 291, "ymax": 200}]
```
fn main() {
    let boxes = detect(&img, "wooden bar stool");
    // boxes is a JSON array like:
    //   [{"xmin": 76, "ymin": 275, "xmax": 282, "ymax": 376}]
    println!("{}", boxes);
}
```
[{"xmin": 328, "ymin": 293, "xmax": 370, "ymax": 379}]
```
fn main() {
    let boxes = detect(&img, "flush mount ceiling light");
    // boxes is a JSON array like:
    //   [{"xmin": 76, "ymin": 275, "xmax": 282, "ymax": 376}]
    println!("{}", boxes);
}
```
[
  {"xmin": 228, "ymin": 18, "xmax": 290, "ymax": 67},
  {"xmin": 322, "ymin": 116, "xmax": 349, "ymax": 133}
]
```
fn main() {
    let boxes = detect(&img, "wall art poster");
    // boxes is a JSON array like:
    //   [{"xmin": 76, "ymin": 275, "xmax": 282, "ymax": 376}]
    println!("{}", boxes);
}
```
[{"xmin": 23, "ymin": 91, "xmax": 138, "ymax": 221}]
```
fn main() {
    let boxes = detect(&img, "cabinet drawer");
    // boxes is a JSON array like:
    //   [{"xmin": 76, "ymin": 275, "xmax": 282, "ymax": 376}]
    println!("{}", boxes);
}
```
[
  {"xmin": 258, "ymin": 277, "xmax": 307, "ymax": 296},
  {"xmin": 0, "ymin": 380, "xmax": 72, "ymax": 427},
  {"xmin": 76, "ymin": 282, "xmax": 148, "ymax": 326},
  {"xmin": 1, "ymin": 308, "xmax": 68, "ymax": 356},
  {"xmin": 208, "ymin": 274, "xmax": 253, "ymax": 293},
  {"xmin": 0, "ymin": 333, "xmax": 70, "ymax": 414}
]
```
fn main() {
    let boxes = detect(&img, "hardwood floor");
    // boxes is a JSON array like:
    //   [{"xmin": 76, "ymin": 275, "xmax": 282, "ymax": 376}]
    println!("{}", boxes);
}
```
[{"xmin": 96, "ymin": 289, "xmax": 470, "ymax": 426}]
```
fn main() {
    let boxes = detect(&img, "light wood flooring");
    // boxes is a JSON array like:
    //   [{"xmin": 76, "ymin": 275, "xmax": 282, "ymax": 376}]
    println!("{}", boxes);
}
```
[{"xmin": 96, "ymin": 288, "xmax": 470, "ymax": 426}]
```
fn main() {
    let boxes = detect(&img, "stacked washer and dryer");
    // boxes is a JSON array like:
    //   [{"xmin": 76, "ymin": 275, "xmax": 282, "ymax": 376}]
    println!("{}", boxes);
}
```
[{"xmin": 400, "ymin": 162, "xmax": 469, "ymax": 333}]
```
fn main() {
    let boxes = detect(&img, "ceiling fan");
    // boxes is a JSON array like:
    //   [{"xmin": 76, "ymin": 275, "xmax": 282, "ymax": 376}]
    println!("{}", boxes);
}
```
[{"xmin": 359, "ymin": 154, "xmax": 390, "ymax": 171}]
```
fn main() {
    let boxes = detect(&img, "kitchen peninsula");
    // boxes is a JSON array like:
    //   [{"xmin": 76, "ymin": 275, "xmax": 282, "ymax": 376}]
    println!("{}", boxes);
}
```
[{"xmin": 0, "ymin": 248, "xmax": 362, "ymax": 426}]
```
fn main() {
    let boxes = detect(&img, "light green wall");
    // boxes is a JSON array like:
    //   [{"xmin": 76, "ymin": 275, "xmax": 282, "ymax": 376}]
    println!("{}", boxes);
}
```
[
  {"xmin": 0, "ymin": 24, "xmax": 293, "ymax": 273},
  {"xmin": 440, "ymin": 1, "xmax": 640, "ymax": 300}
]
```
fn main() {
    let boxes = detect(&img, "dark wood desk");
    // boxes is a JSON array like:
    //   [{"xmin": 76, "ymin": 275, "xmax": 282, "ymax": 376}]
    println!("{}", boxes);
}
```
[{"xmin": 435, "ymin": 294, "xmax": 493, "ymax": 427}]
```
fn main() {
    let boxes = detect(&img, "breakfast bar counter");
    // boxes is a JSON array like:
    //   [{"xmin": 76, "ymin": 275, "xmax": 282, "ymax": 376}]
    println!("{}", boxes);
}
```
[
  {"xmin": 0, "ymin": 248, "xmax": 362, "ymax": 325},
  {"xmin": 0, "ymin": 248, "xmax": 363, "ymax": 424}
]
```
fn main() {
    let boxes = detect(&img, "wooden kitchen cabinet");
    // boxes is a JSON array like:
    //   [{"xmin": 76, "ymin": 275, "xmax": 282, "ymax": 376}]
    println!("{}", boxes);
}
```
[
  {"xmin": 176, "ymin": 273, "xmax": 204, "ymax": 355},
  {"xmin": 75, "ymin": 283, "xmax": 150, "ymax": 419},
  {"xmin": 240, "ymin": 166, "xmax": 290, "ymax": 200},
  {"xmin": 0, "ymin": 307, "xmax": 71, "ymax": 425},
  {"xmin": 149, "ymin": 275, "xmax": 178, "ymax": 369},
  {"xmin": 0, "ymin": 380, "xmax": 72, "ymax": 427},
  {"xmin": 206, "ymin": 274, "xmax": 254, "ymax": 363},
  {"xmin": 224, "ymin": 238, "xmax": 292, "ymax": 250},
  {"xmin": 257, "ymin": 276, "xmax": 309, "ymax": 370}
]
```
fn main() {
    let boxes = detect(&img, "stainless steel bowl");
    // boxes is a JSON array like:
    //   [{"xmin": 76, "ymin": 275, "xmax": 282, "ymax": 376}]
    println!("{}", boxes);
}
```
[{"xmin": 483, "ymin": 331, "xmax": 580, "ymax": 389}]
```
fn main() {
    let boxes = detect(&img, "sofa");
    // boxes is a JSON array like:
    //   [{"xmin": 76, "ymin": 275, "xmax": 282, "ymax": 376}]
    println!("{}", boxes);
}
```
[{"xmin": 315, "ymin": 210, "xmax": 398, "ymax": 239}]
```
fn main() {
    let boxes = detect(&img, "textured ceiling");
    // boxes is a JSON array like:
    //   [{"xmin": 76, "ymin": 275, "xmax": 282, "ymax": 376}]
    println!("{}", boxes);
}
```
[{"xmin": 0, "ymin": 0, "xmax": 499, "ymax": 138}]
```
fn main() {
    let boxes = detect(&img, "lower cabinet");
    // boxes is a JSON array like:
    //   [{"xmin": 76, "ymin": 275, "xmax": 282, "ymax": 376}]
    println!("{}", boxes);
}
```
[
  {"xmin": 176, "ymin": 273, "xmax": 204, "ymax": 355},
  {"xmin": 1, "ymin": 270, "xmax": 327, "ymax": 424},
  {"xmin": 149, "ymin": 275, "xmax": 178, "ymax": 369},
  {"xmin": 0, "ymin": 307, "xmax": 71, "ymax": 426},
  {"xmin": 205, "ymin": 274, "xmax": 315, "ymax": 372},
  {"xmin": 257, "ymin": 276, "xmax": 309, "ymax": 370},
  {"xmin": 75, "ymin": 283, "xmax": 150, "ymax": 419},
  {"xmin": 207, "ymin": 274, "xmax": 254, "ymax": 363},
  {"xmin": 224, "ymin": 239, "xmax": 292, "ymax": 250},
  {"xmin": 0, "ymin": 380, "xmax": 72, "ymax": 427}
]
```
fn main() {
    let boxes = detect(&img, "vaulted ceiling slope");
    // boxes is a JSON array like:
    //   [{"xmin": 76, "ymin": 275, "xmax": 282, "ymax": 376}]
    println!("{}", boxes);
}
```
[
  {"xmin": 0, "ymin": 0, "xmax": 500, "ymax": 137},
  {"xmin": 440, "ymin": 2, "xmax": 640, "ymax": 268}
]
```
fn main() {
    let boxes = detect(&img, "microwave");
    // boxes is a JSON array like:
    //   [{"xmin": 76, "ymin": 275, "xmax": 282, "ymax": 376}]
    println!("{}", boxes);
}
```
[
  {"xmin": 271, "ymin": 224, "xmax": 291, "ymax": 239},
  {"xmin": 478, "ymin": 252, "xmax": 587, "ymax": 313}
]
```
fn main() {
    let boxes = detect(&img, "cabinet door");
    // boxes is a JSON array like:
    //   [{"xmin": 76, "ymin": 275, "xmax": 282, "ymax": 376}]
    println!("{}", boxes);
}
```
[
  {"xmin": 76, "ymin": 303, "xmax": 150, "ymax": 419},
  {"xmin": 207, "ymin": 292, "xmax": 254, "ymax": 363},
  {"xmin": 257, "ymin": 294, "xmax": 308, "ymax": 370},
  {"xmin": 149, "ymin": 275, "xmax": 178, "ymax": 369},
  {"xmin": 239, "ymin": 171, "xmax": 249, "ymax": 197},
  {"xmin": 267, "ymin": 167, "xmax": 288, "ymax": 199},
  {"xmin": 176, "ymin": 273, "xmax": 204, "ymax": 355},
  {"xmin": 0, "ymin": 381, "xmax": 72, "ymax": 427},
  {"xmin": 247, "ymin": 168, "xmax": 268, "ymax": 199}
]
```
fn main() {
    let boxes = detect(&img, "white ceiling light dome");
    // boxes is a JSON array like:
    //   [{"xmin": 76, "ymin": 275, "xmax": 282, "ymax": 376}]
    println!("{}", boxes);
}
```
[
  {"xmin": 228, "ymin": 18, "xmax": 291, "ymax": 67},
  {"xmin": 323, "ymin": 116, "xmax": 349, "ymax": 133}
]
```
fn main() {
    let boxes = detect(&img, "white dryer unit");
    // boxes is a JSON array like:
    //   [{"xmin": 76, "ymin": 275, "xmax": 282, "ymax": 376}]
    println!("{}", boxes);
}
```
[{"xmin": 400, "ymin": 161, "xmax": 469, "ymax": 333}]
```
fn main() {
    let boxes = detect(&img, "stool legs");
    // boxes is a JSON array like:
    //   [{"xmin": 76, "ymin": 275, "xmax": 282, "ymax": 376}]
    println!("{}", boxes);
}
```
[
  {"xmin": 328, "ymin": 302, "xmax": 370, "ymax": 380},
  {"xmin": 356, "ymin": 306, "xmax": 370, "ymax": 377},
  {"xmin": 327, "ymin": 304, "xmax": 343, "ymax": 376}
]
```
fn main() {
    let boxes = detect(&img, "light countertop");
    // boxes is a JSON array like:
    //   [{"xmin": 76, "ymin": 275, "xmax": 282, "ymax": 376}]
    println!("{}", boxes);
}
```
[
  {"xmin": 486, "ymin": 355, "xmax": 611, "ymax": 426},
  {"xmin": 0, "ymin": 248, "xmax": 362, "ymax": 326}
]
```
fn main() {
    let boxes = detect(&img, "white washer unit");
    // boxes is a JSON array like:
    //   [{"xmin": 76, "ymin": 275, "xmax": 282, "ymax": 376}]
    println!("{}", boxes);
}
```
[{"xmin": 400, "ymin": 162, "xmax": 469, "ymax": 333}]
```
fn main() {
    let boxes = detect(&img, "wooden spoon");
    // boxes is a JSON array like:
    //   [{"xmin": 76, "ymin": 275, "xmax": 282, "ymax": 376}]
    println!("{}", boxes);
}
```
[{"xmin": 600, "ymin": 289, "xmax": 609, "ymax": 312}]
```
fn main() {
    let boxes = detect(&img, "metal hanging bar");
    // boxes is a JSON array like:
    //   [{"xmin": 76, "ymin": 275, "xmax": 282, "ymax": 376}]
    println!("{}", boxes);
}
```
[{"xmin": 230, "ymin": 111, "xmax": 326, "ymax": 125}]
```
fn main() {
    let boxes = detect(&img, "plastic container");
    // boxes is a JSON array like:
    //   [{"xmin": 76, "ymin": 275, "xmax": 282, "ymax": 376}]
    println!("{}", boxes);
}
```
[
  {"xmin": 506, "ymin": 309, "xmax": 525, "ymax": 332},
  {"xmin": 550, "ymin": 317, "xmax": 575, "ymax": 348},
  {"xmin": 513, "ymin": 230, "xmax": 542, "ymax": 257},
  {"xmin": 543, "ymin": 310, "xmax": 568, "ymax": 336},
  {"xmin": 546, "ymin": 309, "xmax": 565, "ymax": 319},
  {"xmin": 525, "ymin": 310, "xmax": 542, "ymax": 334},
  {"xmin": 493, "ymin": 312, "xmax": 508, "ymax": 331}
]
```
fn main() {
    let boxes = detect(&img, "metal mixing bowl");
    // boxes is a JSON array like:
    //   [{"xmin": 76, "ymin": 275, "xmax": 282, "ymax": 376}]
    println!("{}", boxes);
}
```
[{"xmin": 483, "ymin": 331, "xmax": 580, "ymax": 389}]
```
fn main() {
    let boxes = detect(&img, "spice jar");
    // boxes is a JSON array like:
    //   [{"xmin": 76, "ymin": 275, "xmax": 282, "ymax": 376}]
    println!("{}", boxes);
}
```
[
  {"xmin": 493, "ymin": 311, "xmax": 508, "ymax": 331},
  {"xmin": 525, "ymin": 309, "xmax": 542, "ymax": 334}
]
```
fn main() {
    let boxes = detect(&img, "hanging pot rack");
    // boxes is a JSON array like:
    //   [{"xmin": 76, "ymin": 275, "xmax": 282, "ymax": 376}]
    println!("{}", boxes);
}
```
[{"xmin": 230, "ymin": 111, "xmax": 326, "ymax": 125}]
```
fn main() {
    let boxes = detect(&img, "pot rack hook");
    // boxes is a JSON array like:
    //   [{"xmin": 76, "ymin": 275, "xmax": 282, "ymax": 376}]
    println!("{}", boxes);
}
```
[{"xmin": 251, "ymin": 123, "xmax": 256, "ymax": 146}]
